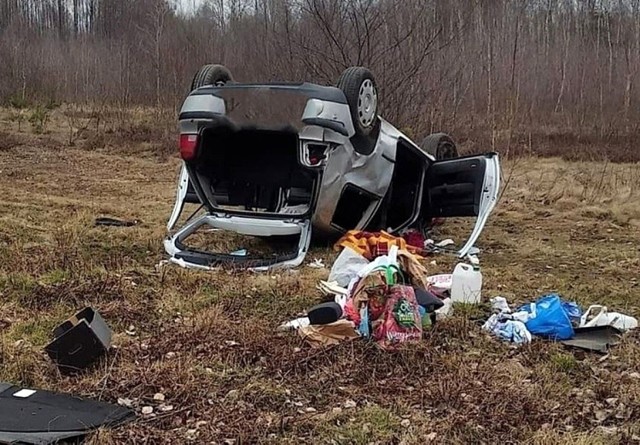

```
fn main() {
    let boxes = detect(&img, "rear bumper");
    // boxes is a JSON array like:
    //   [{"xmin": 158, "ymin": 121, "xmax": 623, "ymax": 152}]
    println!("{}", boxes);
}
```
[{"xmin": 164, "ymin": 214, "xmax": 311, "ymax": 271}]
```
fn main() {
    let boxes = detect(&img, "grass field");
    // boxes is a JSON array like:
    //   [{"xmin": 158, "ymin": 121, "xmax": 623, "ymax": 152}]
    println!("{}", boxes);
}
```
[{"xmin": 1, "ymin": 107, "xmax": 639, "ymax": 444}]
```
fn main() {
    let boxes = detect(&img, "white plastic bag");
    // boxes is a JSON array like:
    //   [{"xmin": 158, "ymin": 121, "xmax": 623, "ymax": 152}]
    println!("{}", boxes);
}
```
[
  {"xmin": 580, "ymin": 305, "xmax": 638, "ymax": 331},
  {"xmin": 328, "ymin": 248, "xmax": 370, "ymax": 288}
]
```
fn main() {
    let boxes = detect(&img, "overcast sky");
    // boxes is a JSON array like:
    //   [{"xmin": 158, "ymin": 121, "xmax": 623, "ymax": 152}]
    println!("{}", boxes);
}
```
[{"xmin": 175, "ymin": 0, "xmax": 204, "ymax": 13}]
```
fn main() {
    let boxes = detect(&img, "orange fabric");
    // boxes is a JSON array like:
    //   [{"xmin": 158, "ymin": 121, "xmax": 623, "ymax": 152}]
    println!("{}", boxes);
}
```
[{"xmin": 334, "ymin": 230, "xmax": 422, "ymax": 260}]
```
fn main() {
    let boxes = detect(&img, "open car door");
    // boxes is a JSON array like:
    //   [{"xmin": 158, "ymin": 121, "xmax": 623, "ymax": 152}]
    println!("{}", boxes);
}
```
[{"xmin": 423, "ymin": 153, "xmax": 500, "ymax": 257}]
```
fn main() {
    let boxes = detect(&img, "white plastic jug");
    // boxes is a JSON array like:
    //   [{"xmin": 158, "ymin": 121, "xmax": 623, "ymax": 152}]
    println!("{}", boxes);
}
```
[
  {"xmin": 450, "ymin": 262, "xmax": 482, "ymax": 304},
  {"xmin": 580, "ymin": 305, "xmax": 638, "ymax": 332}
]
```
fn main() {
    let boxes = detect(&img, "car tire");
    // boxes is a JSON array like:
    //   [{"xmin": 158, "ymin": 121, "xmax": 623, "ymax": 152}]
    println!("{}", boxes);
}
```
[
  {"xmin": 420, "ymin": 133, "xmax": 459, "ymax": 160},
  {"xmin": 190, "ymin": 64, "xmax": 234, "ymax": 91},
  {"xmin": 337, "ymin": 66, "xmax": 380, "ymax": 155}
]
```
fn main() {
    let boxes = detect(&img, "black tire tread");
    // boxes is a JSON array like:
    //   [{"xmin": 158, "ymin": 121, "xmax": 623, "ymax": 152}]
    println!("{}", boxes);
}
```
[
  {"xmin": 420, "ymin": 133, "xmax": 458, "ymax": 159},
  {"xmin": 190, "ymin": 64, "xmax": 233, "ymax": 91}
]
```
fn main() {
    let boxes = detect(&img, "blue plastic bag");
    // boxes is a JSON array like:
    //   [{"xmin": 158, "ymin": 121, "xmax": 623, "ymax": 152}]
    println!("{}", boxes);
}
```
[
  {"xmin": 561, "ymin": 301, "xmax": 583, "ymax": 324},
  {"xmin": 519, "ymin": 294, "xmax": 574, "ymax": 340}
]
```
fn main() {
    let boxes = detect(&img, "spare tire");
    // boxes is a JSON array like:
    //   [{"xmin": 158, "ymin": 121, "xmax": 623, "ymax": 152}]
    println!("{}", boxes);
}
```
[
  {"xmin": 420, "ymin": 133, "xmax": 459, "ymax": 160},
  {"xmin": 190, "ymin": 64, "xmax": 234, "ymax": 91},
  {"xmin": 337, "ymin": 67, "xmax": 381, "ymax": 155}
]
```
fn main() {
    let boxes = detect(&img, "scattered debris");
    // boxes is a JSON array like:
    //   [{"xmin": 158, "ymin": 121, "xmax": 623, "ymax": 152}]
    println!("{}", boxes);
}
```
[
  {"xmin": 401, "ymin": 229, "xmax": 425, "ymax": 250},
  {"xmin": 561, "ymin": 326, "xmax": 623, "ymax": 353},
  {"xmin": 490, "ymin": 296, "xmax": 511, "ymax": 313},
  {"xmin": 483, "ymin": 313, "xmax": 532, "ymax": 344},
  {"xmin": 483, "ymin": 296, "xmax": 532, "ymax": 343},
  {"xmin": 292, "ymin": 245, "xmax": 450, "ymax": 349},
  {"xmin": 277, "ymin": 317, "xmax": 311, "ymax": 332},
  {"xmin": 0, "ymin": 383, "xmax": 134, "ymax": 444},
  {"xmin": 434, "ymin": 298, "xmax": 453, "ymax": 319},
  {"xmin": 435, "ymin": 238, "xmax": 455, "ymax": 248},
  {"xmin": 580, "ymin": 305, "xmax": 637, "ymax": 331},
  {"xmin": 298, "ymin": 319, "xmax": 360, "ymax": 347},
  {"xmin": 328, "ymin": 247, "xmax": 370, "ymax": 288},
  {"xmin": 316, "ymin": 280, "xmax": 348, "ymax": 296},
  {"xmin": 117, "ymin": 398, "xmax": 134, "ymax": 408},
  {"xmin": 335, "ymin": 231, "xmax": 423, "ymax": 261},
  {"xmin": 450, "ymin": 256, "xmax": 482, "ymax": 304},
  {"xmin": 518, "ymin": 294, "xmax": 577, "ymax": 340},
  {"xmin": 307, "ymin": 302, "xmax": 343, "ymax": 325},
  {"xmin": 95, "ymin": 217, "xmax": 138, "ymax": 227},
  {"xmin": 45, "ymin": 307, "xmax": 112, "ymax": 372},
  {"xmin": 482, "ymin": 293, "xmax": 635, "ymax": 353},
  {"xmin": 426, "ymin": 274, "xmax": 452, "ymax": 299},
  {"xmin": 229, "ymin": 249, "xmax": 248, "ymax": 257},
  {"xmin": 343, "ymin": 399, "xmax": 357, "ymax": 409},
  {"xmin": 307, "ymin": 258, "xmax": 325, "ymax": 269}
]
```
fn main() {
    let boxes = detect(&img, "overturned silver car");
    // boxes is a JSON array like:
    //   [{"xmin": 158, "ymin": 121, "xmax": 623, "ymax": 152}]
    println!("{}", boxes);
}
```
[{"xmin": 165, "ymin": 65, "xmax": 500, "ymax": 270}]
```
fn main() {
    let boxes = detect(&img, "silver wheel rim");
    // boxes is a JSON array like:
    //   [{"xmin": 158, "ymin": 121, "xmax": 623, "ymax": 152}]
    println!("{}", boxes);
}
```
[{"xmin": 357, "ymin": 79, "xmax": 377, "ymax": 128}]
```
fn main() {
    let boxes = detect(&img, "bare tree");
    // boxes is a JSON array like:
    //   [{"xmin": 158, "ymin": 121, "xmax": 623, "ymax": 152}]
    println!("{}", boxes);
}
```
[{"xmin": 0, "ymin": 0, "xmax": 640, "ymax": 147}]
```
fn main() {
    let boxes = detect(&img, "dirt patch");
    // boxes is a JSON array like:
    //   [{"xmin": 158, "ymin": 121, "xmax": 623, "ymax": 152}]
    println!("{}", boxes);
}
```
[{"xmin": 0, "ymin": 130, "xmax": 23, "ymax": 151}]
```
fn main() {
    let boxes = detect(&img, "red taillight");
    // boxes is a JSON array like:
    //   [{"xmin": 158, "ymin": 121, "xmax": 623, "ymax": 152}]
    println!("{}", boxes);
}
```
[{"xmin": 179, "ymin": 134, "xmax": 198, "ymax": 160}]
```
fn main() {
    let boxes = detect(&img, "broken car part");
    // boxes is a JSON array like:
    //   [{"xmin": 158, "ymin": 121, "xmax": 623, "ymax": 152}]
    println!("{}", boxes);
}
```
[
  {"xmin": 0, "ymin": 383, "xmax": 133, "ymax": 445},
  {"xmin": 45, "ymin": 307, "xmax": 112, "ymax": 372},
  {"xmin": 561, "ymin": 325, "xmax": 623, "ymax": 353},
  {"xmin": 95, "ymin": 217, "xmax": 138, "ymax": 227}
]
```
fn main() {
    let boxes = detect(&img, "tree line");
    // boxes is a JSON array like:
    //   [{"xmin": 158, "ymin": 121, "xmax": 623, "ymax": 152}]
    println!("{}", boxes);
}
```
[{"xmin": 1, "ymin": 0, "xmax": 640, "ymax": 144}]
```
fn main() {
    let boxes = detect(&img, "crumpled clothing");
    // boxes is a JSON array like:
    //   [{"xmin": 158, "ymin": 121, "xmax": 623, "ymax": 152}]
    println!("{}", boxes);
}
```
[
  {"xmin": 298, "ymin": 319, "xmax": 359, "ymax": 348},
  {"xmin": 397, "ymin": 250, "xmax": 429, "ymax": 290},
  {"xmin": 401, "ymin": 229, "xmax": 425, "ymax": 250},
  {"xmin": 335, "ymin": 230, "xmax": 422, "ymax": 260},
  {"xmin": 490, "ymin": 296, "xmax": 511, "ymax": 313},
  {"xmin": 483, "ymin": 313, "xmax": 532, "ymax": 344}
]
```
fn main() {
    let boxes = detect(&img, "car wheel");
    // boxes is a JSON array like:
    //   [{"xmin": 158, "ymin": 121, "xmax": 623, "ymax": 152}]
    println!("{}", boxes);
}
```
[
  {"xmin": 420, "ymin": 133, "xmax": 459, "ymax": 160},
  {"xmin": 337, "ymin": 67, "xmax": 381, "ymax": 155},
  {"xmin": 190, "ymin": 64, "xmax": 234, "ymax": 91}
]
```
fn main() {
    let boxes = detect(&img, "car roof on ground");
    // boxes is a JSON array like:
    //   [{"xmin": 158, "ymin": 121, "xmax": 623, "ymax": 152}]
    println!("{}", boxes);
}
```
[{"xmin": 190, "ymin": 82, "xmax": 348, "ymax": 104}]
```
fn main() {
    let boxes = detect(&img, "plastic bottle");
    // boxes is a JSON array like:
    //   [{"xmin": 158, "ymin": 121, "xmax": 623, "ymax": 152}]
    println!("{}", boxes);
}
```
[{"xmin": 450, "ymin": 255, "xmax": 482, "ymax": 304}]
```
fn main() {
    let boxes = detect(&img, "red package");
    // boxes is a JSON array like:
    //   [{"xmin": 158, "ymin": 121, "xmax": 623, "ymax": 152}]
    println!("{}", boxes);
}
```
[{"xmin": 373, "ymin": 285, "xmax": 422, "ymax": 350}]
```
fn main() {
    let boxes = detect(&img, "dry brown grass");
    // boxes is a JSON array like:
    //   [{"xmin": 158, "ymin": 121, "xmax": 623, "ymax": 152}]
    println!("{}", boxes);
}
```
[{"xmin": 1, "ymin": 107, "xmax": 639, "ymax": 443}]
